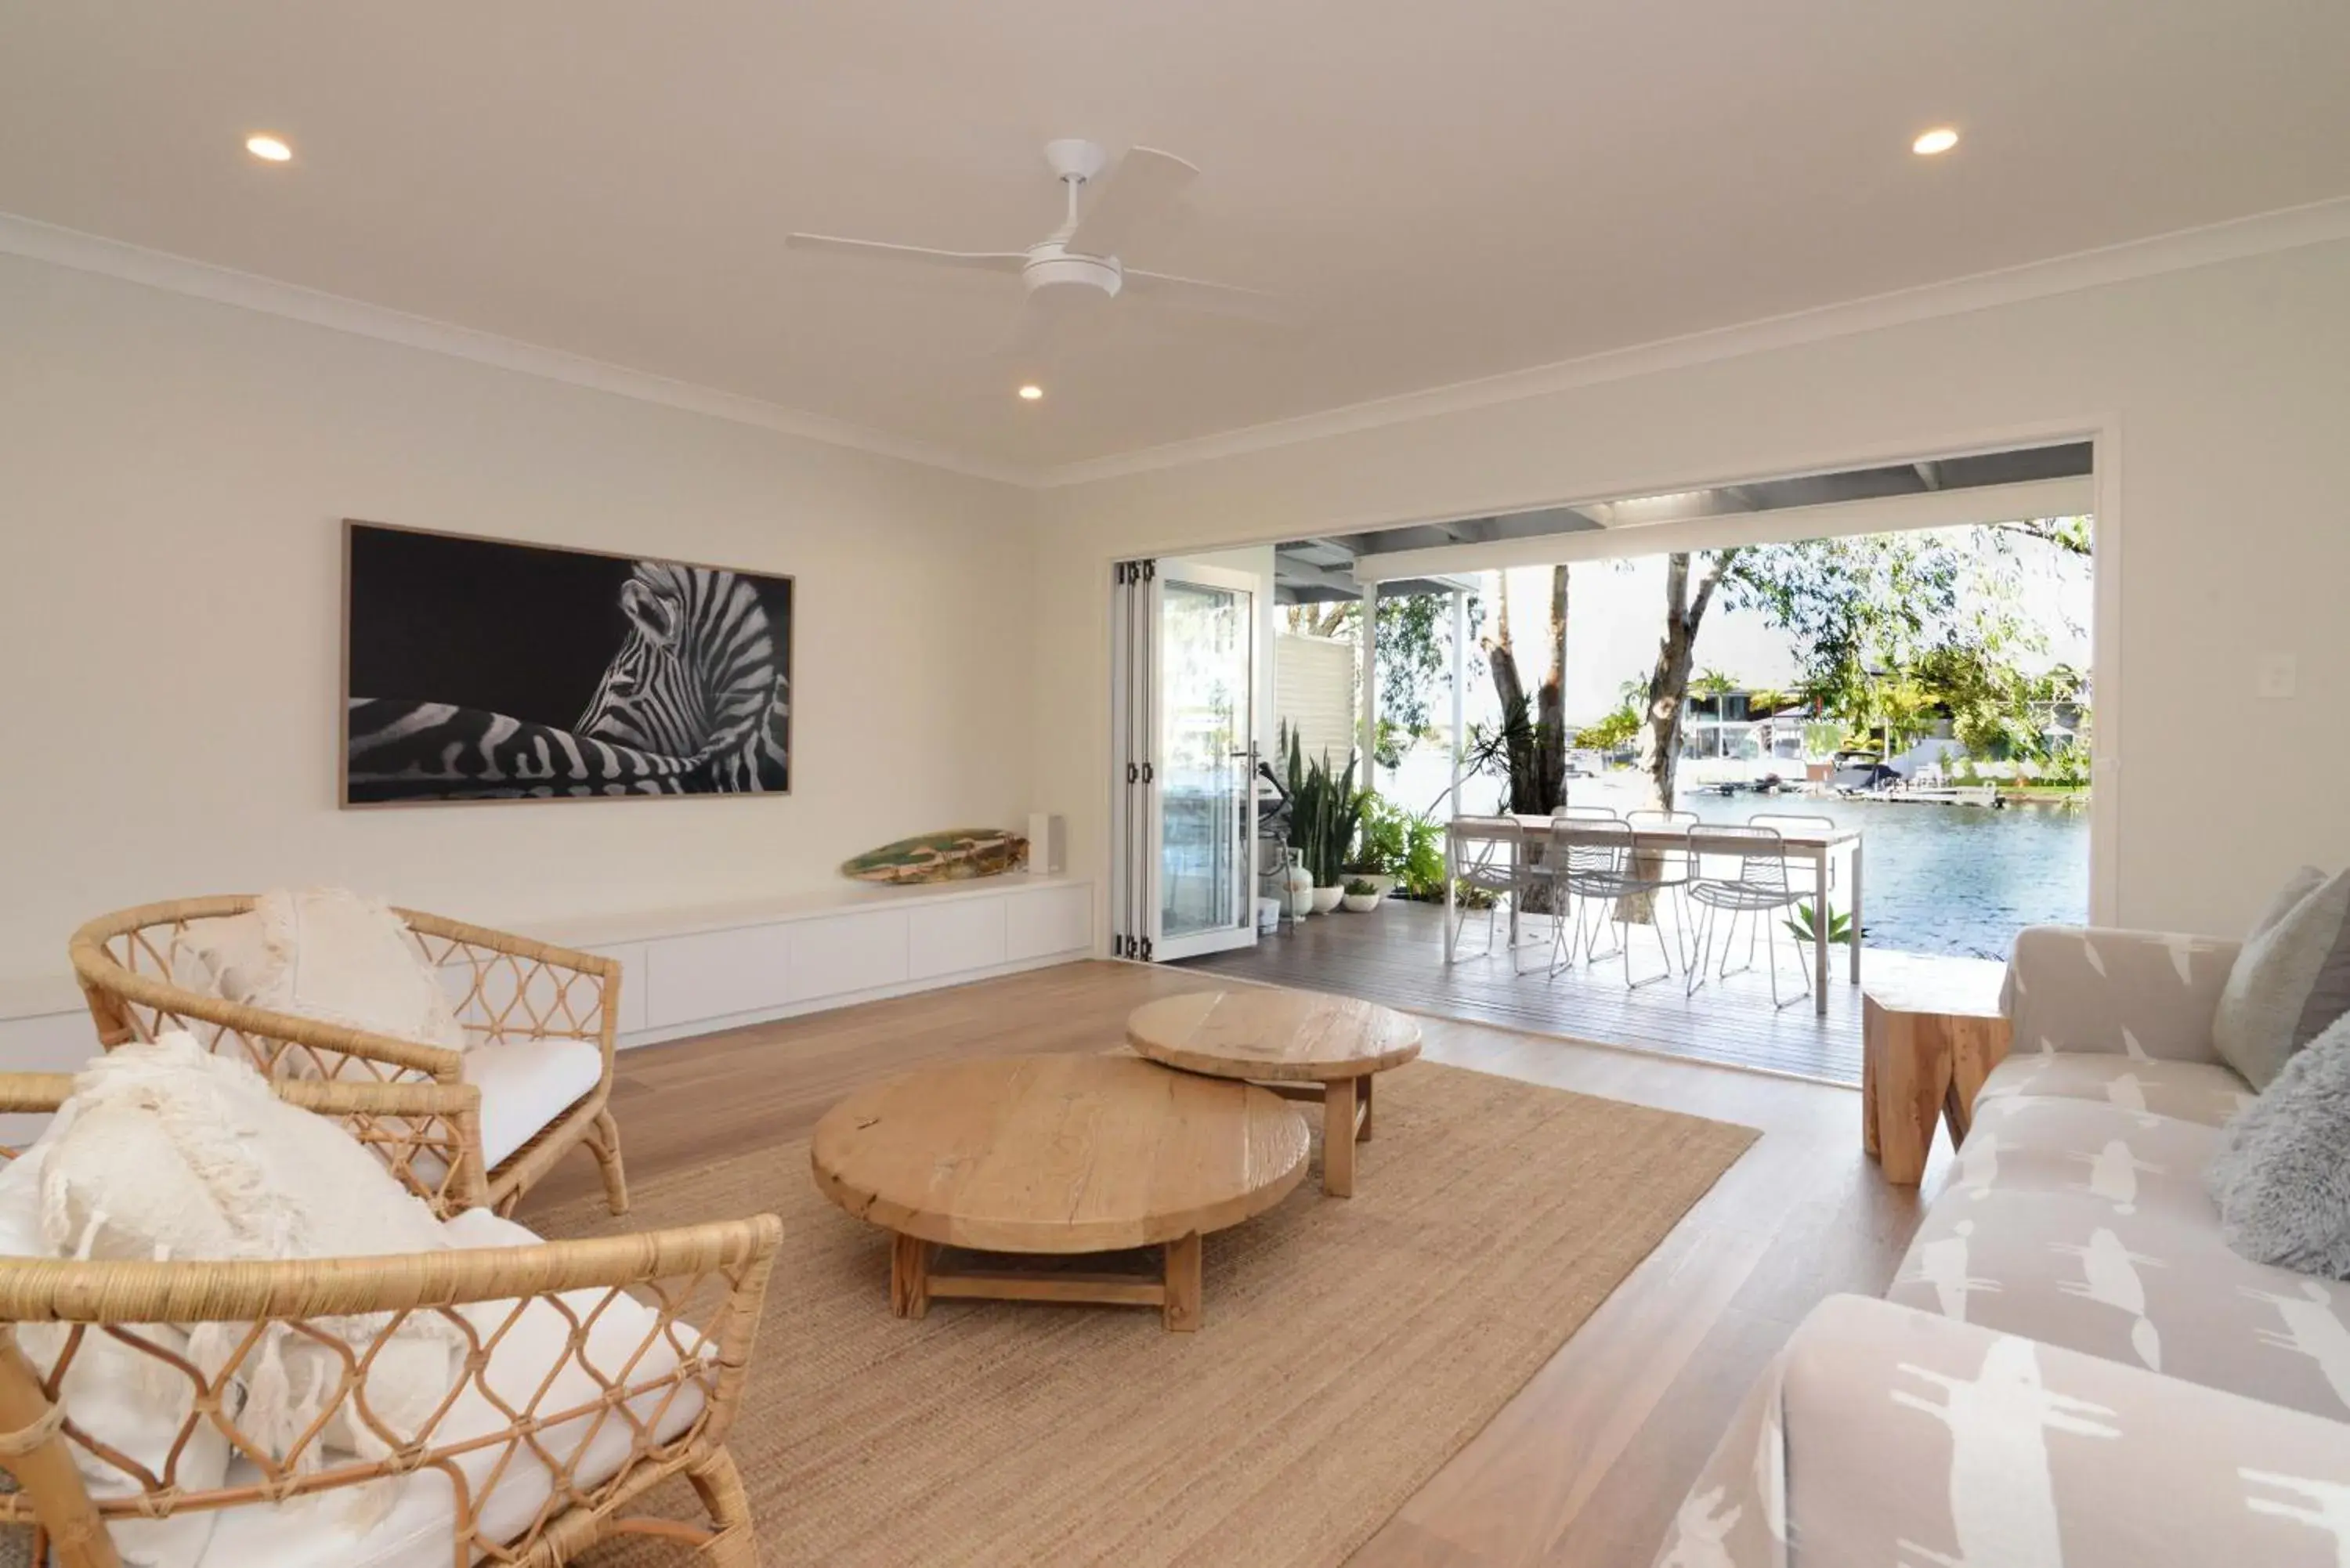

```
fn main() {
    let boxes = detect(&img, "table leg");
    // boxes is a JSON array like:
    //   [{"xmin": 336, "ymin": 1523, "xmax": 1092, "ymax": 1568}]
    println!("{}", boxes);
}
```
[
  {"xmin": 1860, "ymin": 1015, "xmax": 1881, "ymax": 1158},
  {"xmin": 1323, "ymin": 1076, "xmax": 1360, "ymax": 1198},
  {"xmin": 1358, "ymin": 1070, "xmax": 1375, "ymax": 1142},
  {"xmin": 1444, "ymin": 833, "xmax": 1458, "ymax": 965},
  {"xmin": 1162, "ymin": 1233, "xmax": 1202, "ymax": 1331},
  {"xmin": 1811, "ymin": 847, "xmax": 1830, "ymax": 1017},
  {"xmin": 1866, "ymin": 999, "xmax": 1953, "ymax": 1185},
  {"xmin": 890, "ymin": 1232, "xmax": 931, "ymax": 1319},
  {"xmin": 1849, "ymin": 838, "xmax": 1864, "ymax": 986}
]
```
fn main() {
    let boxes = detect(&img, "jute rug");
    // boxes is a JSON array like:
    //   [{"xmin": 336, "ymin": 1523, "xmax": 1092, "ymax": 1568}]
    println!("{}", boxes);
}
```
[{"xmin": 543, "ymin": 1059, "xmax": 1756, "ymax": 1567}]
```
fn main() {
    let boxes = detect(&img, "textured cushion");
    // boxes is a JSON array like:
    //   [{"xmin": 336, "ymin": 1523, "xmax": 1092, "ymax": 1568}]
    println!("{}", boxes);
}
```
[
  {"xmin": 168, "ymin": 912, "xmax": 274, "ymax": 1004},
  {"xmin": 1974, "ymin": 1051, "xmax": 2254, "ymax": 1129},
  {"xmin": 38, "ymin": 1035, "xmax": 461, "ymax": 1461},
  {"xmin": 239, "ymin": 888, "xmax": 468, "ymax": 1053},
  {"xmin": 2211, "ymin": 865, "xmax": 2350, "ymax": 1089},
  {"xmin": 1891, "ymin": 1092, "xmax": 2350, "ymax": 1418},
  {"xmin": 462, "ymin": 1037, "xmax": 604, "ymax": 1169},
  {"xmin": 2207, "ymin": 1012, "xmax": 2350, "ymax": 1277},
  {"xmin": 0, "ymin": 1131, "xmax": 228, "ymax": 1568},
  {"xmin": 192, "ymin": 1209, "xmax": 705, "ymax": 1568}
]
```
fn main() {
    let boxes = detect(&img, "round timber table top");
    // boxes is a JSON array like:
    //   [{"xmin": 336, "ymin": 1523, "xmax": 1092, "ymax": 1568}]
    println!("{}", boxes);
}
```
[
  {"xmin": 1124, "ymin": 988, "xmax": 1423, "ymax": 1083},
  {"xmin": 810, "ymin": 1053, "xmax": 1310, "ymax": 1254}
]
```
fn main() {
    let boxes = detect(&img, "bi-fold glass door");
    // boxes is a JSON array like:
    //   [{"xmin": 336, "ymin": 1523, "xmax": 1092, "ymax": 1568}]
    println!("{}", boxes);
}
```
[{"xmin": 1110, "ymin": 558, "xmax": 1259, "ymax": 962}]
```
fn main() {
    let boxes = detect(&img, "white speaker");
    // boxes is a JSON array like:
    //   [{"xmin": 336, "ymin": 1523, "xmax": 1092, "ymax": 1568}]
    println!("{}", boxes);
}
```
[{"xmin": 1026, "ymin": 812, "xmax": 1066, "ymax": 875}]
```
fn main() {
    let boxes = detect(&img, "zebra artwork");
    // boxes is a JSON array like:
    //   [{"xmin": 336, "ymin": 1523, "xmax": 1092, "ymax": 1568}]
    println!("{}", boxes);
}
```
[{"xmin": 342, "ymin": 522, "xmax": 792, "ymax": 804}]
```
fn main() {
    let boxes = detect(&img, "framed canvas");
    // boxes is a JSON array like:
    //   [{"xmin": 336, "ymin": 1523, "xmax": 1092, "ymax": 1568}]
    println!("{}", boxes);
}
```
[{"xmin": 341, "ymin": 521, "xmax": 794, "ymax": 806}]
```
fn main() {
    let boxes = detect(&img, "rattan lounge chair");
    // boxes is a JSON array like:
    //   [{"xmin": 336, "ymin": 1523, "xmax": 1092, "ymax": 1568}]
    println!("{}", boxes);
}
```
[
  {"xmin": 0, "ymin": 1073, "xmax": 778, "ymax": 1568},
  {"xmin": 70, "ymin": 897, "xmax": 629, "ymax": 1219}
]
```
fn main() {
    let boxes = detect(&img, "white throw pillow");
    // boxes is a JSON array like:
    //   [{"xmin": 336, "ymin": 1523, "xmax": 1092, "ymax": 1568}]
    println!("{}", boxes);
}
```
[
  {"xmin": 38, "ymin": 1035, "xmax": 461, "ymax": 1465},
  {"xmin": 240, "ymin": 888, "xmax": 468, "ymax": 1053},
  {"xmin": 0, "ymin": 1127, "xmax": 229, "ymax": 1568},
  {"xmin": 165, "ymin": 912, "xmax": 274, "ymax": 1006}
]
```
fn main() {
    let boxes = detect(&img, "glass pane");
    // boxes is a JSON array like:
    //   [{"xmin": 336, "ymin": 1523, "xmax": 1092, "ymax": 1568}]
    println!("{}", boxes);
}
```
[{"xmin": 1160, "ymin": 580, "xmax": 1249, "ymax": 942}]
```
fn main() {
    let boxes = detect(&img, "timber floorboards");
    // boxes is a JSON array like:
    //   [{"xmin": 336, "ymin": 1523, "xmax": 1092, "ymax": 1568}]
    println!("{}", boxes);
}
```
[{"xmin": 516, "ymin": 959, "xmax": 1949, "ymax": 1568}]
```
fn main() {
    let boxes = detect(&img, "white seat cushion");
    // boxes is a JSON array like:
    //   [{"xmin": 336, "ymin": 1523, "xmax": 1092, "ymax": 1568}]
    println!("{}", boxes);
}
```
[
  {"xmin": 194, "ymin": 1209, "xmax": 706, "ymax": 1568},
  {"xmin": 461, "ymin": 1037, "xmax": 604, "ymax": 1169}
]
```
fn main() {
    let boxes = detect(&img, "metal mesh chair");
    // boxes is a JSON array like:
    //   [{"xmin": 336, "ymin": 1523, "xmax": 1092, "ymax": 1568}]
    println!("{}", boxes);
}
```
[
  {"xmin": 1447, "ymin": 817, "xmax": 1542, "ymax": 962},
  {"xmin": 1543, "ymin": 819, "xmax": 1682, "ymax": 986},
  {"xmin": 1686, "ymin": 825, "xmax": 1815, "ymax": 1009},
  {"xmin": 1748, "ymin": 811, "xmax": 1838, "ymax": 902}
]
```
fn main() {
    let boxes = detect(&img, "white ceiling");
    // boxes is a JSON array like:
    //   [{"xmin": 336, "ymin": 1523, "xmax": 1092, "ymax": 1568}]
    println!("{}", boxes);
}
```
[{"xmin": 5, "ymin": 2, "xmax": 2348, "ymax": 476}]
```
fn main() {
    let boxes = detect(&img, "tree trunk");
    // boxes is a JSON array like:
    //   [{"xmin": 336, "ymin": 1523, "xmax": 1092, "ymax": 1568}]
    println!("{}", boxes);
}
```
[
  {"xmin": 1535, "ymin": 564, "xmax": 1568, "ymax": 811},
  {"xmin": 1639, "ymin": 551, "xmax": 1738, "ymax": 811}
]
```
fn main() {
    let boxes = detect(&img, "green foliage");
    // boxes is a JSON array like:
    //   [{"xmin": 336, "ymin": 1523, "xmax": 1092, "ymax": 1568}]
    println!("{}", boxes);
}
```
[
  {"xmin": 1282, "ymin": 728, "xmax": 1365, "ymax": 887},
  {"xmin": 1575, "ymin": 703, "xmax": 1644, "ymax": 751},
  {"xmin": 1784, "ymin": 903, "xmax": 1857, "ymax": 948},
  {"xmin": 1354, "ymin": 793, "xmax": 1448, "ymax": 897},
  {"xmin": 1344, "ymin": 877, "xmax": 1379, "ymax": 897}
]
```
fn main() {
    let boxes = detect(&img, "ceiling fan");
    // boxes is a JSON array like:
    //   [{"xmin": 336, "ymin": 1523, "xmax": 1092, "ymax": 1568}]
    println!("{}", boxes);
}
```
[{"xmin": 787, "ymin": 139, "xmax": 1289, "ymax": 370}]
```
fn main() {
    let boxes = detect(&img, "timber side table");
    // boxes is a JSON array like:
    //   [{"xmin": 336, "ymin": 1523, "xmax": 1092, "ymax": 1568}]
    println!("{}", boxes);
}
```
[
  {"xmin": 1862, "ymin": 968, "xmax": 2012, "ymax": 1184},
  {"xmin": 811, "ymin": 1053, "xmax": 1308, "ymax": 1331},
  {"xmin": 1125, "ymin": 988, "xmax": 1423, "ymax": 1198}
]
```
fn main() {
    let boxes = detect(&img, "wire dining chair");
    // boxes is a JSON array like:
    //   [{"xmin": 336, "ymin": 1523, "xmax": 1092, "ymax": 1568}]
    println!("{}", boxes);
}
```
[
  {"xmin": 1623, "ymin": 808, "xmax": 1700, "ymax": 966},
  {"xmin": 1544, "ymin": 818, "xmax": 1681, "ymax": 986},
  {"xmin": 1448, "ymin": 815, "xmax": 1542, "ymax": 962},
  {"xmin": 1686, "ymin": 824, "xmax": 1817, "ymax": 1009},
  {"xmin": 1748, "ymin": 811, "xmax": 1838, "ymax": 902}
]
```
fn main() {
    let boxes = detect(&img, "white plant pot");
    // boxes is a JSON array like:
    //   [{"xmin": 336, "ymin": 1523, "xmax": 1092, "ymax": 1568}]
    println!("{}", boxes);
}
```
[
  {"xmin": 1341, "ymin": 892, "xmax": 1382, "ymax": 913},
  {"xmin": 1311, "ymin": 885, "xmax": 1346, "ymax": 915}
]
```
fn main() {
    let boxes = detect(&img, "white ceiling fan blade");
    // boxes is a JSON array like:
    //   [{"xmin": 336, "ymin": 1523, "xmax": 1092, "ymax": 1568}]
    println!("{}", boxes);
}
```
[
  {"xmin": 1067, "ymin": 147, "xmax": 1198, "ymax": 258},
  {"xmin": 786, "ymin": 233, "xmax": 1028, "ymax": 275},
  {"xmin": 1121, "ymin": 269, "xmax": 1296, "ymax": 327}
]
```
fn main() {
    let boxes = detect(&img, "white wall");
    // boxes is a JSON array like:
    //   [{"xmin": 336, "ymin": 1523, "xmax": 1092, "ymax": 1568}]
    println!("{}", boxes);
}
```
[
  {"xmin": 0, "ymin": 253, "xmax": 1036, "ymax": 987},
  {"xmin": 1034, "ymin": 237, "xmax": 2350, "ymax": 938}
]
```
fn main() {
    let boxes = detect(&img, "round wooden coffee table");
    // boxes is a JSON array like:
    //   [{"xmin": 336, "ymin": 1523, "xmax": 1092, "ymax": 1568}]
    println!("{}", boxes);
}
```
[
  {"xmin": 1125, "ymin": 988, "xmax": 1422, "ymax": 1198},
  {"xmin": 811, "ymin": 1053, "xmax": 1308, "ymax": 1331}
]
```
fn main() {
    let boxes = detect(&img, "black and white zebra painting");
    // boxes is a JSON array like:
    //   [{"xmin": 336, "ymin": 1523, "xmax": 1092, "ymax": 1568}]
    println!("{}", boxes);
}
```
[{"xmin": 342, "ymin": 522, "xmax": 791, "ymax": 804}]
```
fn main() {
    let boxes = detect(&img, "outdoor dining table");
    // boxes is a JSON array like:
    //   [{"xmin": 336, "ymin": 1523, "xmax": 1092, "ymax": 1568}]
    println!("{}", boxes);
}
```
[{"xmin": 1444, "ymin": 812, "xmax": 1864, "ymax": 1017}]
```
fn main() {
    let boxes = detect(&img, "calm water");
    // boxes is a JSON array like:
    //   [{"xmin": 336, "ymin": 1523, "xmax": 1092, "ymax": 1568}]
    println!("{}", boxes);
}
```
[{"xmin": 1400, "ymin": 761, "xmax": 2089, "ymax": 959}]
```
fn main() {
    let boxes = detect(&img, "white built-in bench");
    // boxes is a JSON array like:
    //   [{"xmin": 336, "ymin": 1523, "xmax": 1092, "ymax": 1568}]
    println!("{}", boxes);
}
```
[{"xmin": 0, "ymin": 875, "xmax": 1097, "ymax": 1093}]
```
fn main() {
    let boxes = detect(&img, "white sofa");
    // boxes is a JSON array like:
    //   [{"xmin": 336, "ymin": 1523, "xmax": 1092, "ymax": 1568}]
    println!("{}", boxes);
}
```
[{"xmin": 1656, "ymin": 924, "xmax": 2350, "ymax": 1566}]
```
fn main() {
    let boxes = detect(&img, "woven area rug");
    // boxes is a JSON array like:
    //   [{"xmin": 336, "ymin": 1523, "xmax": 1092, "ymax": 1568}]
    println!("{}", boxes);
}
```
[{"xmin": 544, "ymin": 1059, "xmax": 1756, "ymax": 1567}]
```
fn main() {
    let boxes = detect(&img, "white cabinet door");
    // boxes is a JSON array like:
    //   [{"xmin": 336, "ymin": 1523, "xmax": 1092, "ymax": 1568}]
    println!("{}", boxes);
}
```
[
  {"xmin": 789, "ymin": 910, "xmax": 911, "ymax": 1003},
  {"xmin": 583, "ymin": 941, "xmax": 649, "ymax": 1035},
  {"xmin": 643, "ymin": 923, "xmax": 793, "ymax": 1028},
  {"xmin": 1006, "ymin": 886, "xmax": 1094, "ymax": 963},
  {"xmin": 908, "ymin": 898, "xmax": 1008, "ymax": 981}
]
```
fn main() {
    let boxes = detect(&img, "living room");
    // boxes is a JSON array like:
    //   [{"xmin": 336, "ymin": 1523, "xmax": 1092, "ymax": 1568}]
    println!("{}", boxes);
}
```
[{"xmin": 4, "ymin": 4, "xmax": 2350, "ymax": 1565}]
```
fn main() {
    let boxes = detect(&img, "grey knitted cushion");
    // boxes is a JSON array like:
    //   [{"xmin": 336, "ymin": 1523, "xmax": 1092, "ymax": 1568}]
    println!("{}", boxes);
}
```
[
  {"xmin": 2211, "ymin": 865, "xmax": 2350, "ymax": 1089},
  {"xmin": 2208, "ymin": 1010, "xmax": 2350, "ymax": 1277}
]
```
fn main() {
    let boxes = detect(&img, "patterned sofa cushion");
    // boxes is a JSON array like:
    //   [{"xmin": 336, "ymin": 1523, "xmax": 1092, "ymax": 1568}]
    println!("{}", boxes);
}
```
[
  {"xmin": 1890, "ymin": 1093, "xmax": 2350, "ymax": 1421},
  {"xmin": 1652, "ymin": 1293, "xmax": 2350, "ymax": 1568},
  {"xmin": 1975, "ymin": 1051, "xmax": 2254, "ymax": 1129}
]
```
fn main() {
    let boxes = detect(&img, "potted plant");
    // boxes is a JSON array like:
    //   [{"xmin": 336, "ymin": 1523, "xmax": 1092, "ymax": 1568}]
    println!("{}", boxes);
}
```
[
  {"xmin": 1281, "ymin": 729, "xmax": 1361, "ymax": 915},
  {"xmin": 1341, "ymin": 876, "xmax": 1383, "ymax": 913}
]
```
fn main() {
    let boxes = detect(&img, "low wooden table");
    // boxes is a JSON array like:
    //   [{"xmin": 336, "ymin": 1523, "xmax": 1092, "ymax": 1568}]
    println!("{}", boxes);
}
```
[
  {"xmin": 1124, "ymin": 988, "xmax": 1423, "ymax": 1198},
  {"xmin": 1862, "ymin": 970, "xmax": 2012, "ymax": 1184},
  {"xmin": 810, "ymin": 1053, "xmax": 1308, "ymax": 1331}
]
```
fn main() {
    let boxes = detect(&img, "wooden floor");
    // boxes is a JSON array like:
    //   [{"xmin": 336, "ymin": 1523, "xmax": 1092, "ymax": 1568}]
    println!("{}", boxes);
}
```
[
  {"xmin": 1183, "ymin": 898, "xmax": 2005, "ymax": 1087},
  {"xmin": 518, "ymin": 959, "xmax": 1948, "ymax": 1568}
]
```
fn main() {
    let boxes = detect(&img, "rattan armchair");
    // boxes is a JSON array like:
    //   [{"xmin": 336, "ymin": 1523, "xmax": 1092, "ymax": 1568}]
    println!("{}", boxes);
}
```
[
  {"xmin": 0, "ymin": 1074, "xmax": 779, "ymax": 1568},
  {"xmin": 69, "ymin": 898, "xmax": 629, "ymax": 1219}
]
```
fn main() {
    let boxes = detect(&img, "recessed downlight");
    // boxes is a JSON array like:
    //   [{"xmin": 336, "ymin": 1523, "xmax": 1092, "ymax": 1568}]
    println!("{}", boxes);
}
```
[
  {"xmin": 245, "ymin": 133, "xmax": 293, "ymax": 163},
  {"xmin": 1911, "ymin": 126, "xmax": 1960, "ymax": 157},
  {"xmin": 1018, "ymin": 384, "xmax": 1044, "ymax": 401}
]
